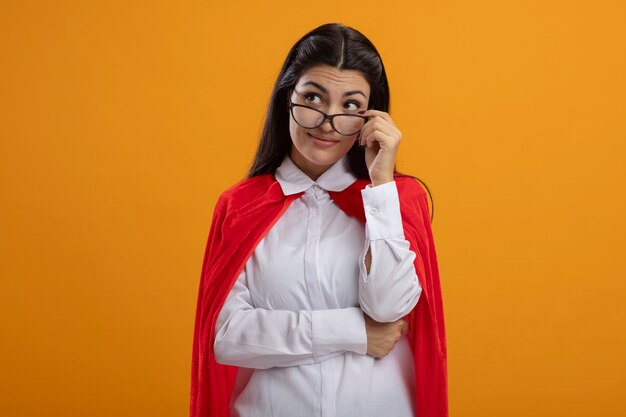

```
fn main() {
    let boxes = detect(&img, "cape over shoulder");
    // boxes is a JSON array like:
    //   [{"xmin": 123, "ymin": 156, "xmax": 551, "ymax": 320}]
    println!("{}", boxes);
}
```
[{"xmin": 216, "ymin": 173, "xmax": 287, "ymax": 214}]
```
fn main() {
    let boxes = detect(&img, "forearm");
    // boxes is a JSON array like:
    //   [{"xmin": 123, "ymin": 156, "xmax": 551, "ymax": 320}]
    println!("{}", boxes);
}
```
[
  {"xmin": 214, "ymin": 273, "xmax": 367, "ymax": 369},
  {"xmin": 358, "ymin": 181, "xmax": 422, "ymax": 322}
]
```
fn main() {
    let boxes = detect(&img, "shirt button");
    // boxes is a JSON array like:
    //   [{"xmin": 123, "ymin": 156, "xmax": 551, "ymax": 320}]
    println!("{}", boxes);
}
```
[
  {"xmin": 369, "ymin": 207, "xmax": 378, "ymax": 215},
  {"xmin": 313, "ymin": 184, "xmax": 321, "ymax": 191}
]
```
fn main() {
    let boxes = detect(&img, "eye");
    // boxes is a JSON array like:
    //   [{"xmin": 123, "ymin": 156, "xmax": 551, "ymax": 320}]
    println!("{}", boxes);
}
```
[
  {"xmin": 344, "ymin": 101, "xmax": 361, "ymax": 111},
  {"xmin": 304, "ymin": 93, "xmax": 322, "ymax": 104}
]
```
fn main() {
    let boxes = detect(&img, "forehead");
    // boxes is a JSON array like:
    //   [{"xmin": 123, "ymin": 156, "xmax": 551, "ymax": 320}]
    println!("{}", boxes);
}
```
[{"xmin": 296, "ymin": 64, "xmax": 370, "ymax": 96}]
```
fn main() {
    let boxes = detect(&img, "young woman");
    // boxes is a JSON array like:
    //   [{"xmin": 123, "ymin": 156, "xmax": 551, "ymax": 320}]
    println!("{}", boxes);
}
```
[{"xmin": 190, "ymin": 23, "xmax": 448, "ymax": 417}]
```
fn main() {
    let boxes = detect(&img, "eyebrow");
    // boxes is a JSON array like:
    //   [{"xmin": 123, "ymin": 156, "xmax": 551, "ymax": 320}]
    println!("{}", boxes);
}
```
[{"xmin": 301, "ymin": 81, "xmax": 367, "ymax": 99}]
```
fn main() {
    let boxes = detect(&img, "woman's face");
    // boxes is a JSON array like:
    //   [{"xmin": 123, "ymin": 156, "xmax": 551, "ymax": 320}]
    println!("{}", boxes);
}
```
[{"xmin": 288, "ymin": 64, "xmax": 371, "ymax": 180}]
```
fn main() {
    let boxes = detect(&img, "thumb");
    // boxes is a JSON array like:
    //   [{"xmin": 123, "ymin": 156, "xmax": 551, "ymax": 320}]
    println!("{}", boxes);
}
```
[{"xmin": 401, "ymin": 320, "xmax": 409, "ymax": 334}]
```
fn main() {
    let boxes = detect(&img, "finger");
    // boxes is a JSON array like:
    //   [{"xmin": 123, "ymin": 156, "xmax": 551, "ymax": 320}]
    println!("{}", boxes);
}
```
[
  {"xmin": 359, "ymin": 119, "xmax": 381, "ymax": 145},
  {"xmin": 362, "ymin": 109, "xmax": 395, "ymax": 126},
  {"xmin": 362, "ymin": 114, "xmax": 393, "ymax": 131},
  {"xmin": 358, "ymin": 125, "xmax": 369, "ymax": 146},
  {"xmin": 361, "ymin": 119, "xmax": 397, "ymax": 145},
  {"xmin": 369, "ymin": 119, "xmax": 397, "ymax": 138},
  {"xmin": 364, "ymin": 130, "xmax": 394, "ymax": 149}
]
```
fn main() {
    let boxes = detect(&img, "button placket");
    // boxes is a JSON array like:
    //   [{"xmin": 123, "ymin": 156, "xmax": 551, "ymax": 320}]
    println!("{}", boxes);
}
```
[
  {"xmin": 303, "ymin": 194, "xmax": 325, "ymax": 310},
  {"xmin": 303, "ymin": 191, "xmax": 336, "ymax": 417}
]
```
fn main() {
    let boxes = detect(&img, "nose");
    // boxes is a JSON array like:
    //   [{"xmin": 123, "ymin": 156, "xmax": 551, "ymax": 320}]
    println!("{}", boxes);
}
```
[{"xmin": 320, "ymin": 117, "xmax": 334, "ymax": 133}]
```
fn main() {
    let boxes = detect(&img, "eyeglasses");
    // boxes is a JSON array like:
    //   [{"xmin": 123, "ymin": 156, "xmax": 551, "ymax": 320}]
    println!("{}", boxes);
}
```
[{"xmin": 288, "ymin": 101, "xmax": 369, "ymax": 136}]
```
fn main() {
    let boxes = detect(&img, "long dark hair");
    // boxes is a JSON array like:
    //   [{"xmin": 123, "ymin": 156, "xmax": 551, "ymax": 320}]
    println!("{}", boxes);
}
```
[{"xmin": 246, "ymin": 23, "xmax": 434, "ymax": 221}]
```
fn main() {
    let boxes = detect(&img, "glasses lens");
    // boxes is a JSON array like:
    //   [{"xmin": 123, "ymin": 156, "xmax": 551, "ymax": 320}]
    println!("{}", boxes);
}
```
[
  {"xmin": 292, "ymin": 106, "xmax": 323, "ymax": 128},
  {"xmin": 334, "ymin": 115, "xmax": 365, "ymax": 135}
]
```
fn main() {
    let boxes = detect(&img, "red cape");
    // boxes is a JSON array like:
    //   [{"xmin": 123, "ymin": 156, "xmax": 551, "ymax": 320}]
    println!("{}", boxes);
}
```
[{"xmin": 190, "ymin": 173, "xmax": 448, "ymax": 417}]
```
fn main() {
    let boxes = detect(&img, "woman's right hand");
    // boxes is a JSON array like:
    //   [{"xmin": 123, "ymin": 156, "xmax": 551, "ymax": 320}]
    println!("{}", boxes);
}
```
[{"xmin": 363, "ymin": 312, "xmax": 409, "ymax": 358}]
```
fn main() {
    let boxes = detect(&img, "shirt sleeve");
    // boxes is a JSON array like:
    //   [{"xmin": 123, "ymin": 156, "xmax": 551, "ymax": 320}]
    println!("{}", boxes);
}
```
[
  {"xmin": 358, "ymin": 180, "xmax": 423, "ymax": 323},
  {"xmin": 214, "ymin": 266, "xmax": 368, "ymax": 369}
]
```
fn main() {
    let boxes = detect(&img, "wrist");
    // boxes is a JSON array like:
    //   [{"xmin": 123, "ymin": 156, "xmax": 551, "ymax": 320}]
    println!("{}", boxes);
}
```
[{"xmin": 370, "ymin": 177, "xmax": 394, "ymax": 187}]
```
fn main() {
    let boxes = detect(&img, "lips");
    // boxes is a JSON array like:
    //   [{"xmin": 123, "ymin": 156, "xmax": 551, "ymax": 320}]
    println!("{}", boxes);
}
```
[{"xmin": 308, "ymin": 133, "xmax": 339, "ymax": 142}]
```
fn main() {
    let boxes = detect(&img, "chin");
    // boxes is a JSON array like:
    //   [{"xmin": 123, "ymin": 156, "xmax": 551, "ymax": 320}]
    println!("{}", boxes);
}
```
[
  {"xmin": 310, "ymin": 147, "xmax": 344, "ymax": 160},
  {"xmin": 301, "ymin": 144, "xmax": 349, "ymax": 164}
]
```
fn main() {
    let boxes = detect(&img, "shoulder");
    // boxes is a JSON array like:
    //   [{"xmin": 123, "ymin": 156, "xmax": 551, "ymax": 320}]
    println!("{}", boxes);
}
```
[
  {"xmin": 393, "ymin": 174, "xmax": 432, "ymax": 220},
  {"xmin": 215, "ymin": 174, "xmax": 278, "ymax": 211},
  {"xmin": 220, "ymin": 174, "xmax": 276, "ymax": 199},
  {"xmin": 393, "ymin": 174, "xmax": 428, "ymax": 199}
]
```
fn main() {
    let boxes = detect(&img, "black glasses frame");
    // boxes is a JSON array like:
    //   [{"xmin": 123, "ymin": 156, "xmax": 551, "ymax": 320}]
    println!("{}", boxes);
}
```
[{"xmin": 288, "ymin": 101, "xmax": 369, "ymax": 136}]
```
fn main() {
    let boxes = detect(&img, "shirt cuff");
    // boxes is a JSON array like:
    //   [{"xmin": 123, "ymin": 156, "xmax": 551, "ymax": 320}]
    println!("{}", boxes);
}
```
[
  {"xmin": 361, "ymin": 180, "xmax": 405, "ymax": 240},
  {"xmin": 311, "ymin": 307, "xmax": 367, "ymax": 359}
]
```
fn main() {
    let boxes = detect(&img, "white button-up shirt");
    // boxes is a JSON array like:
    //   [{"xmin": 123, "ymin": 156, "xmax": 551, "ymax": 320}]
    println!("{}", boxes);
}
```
[{"xmin": 214, "ymin": 153, "xmax": 423, "ymax": 417}]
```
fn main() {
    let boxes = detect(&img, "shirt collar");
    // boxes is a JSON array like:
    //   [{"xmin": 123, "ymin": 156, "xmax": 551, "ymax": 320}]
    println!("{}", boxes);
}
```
[{"xmin": 275, "ymin": 153, "xmax": 358, "ymax": 195}]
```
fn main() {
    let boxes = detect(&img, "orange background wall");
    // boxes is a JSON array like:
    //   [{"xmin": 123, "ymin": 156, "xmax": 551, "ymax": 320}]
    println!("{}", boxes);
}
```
[{"xmin": 1, "ymin": 1, "xmax": 625, "ymax": 416}]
